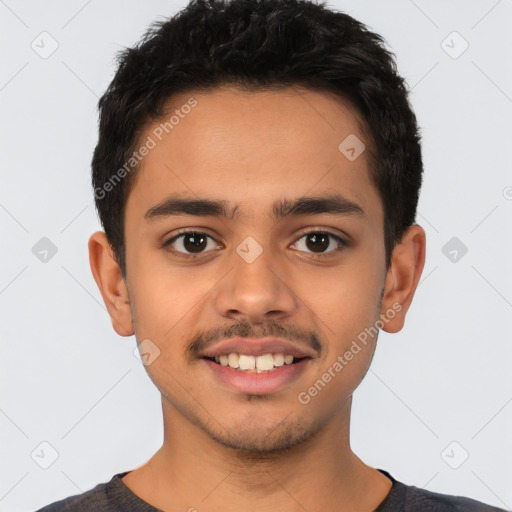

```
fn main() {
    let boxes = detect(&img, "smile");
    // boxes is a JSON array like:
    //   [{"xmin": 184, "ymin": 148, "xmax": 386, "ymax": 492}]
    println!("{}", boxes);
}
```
[
  {"xmin": 201, "ymin": 355, "xmax": 312, "ymax": 394},
  {"xmin": 204, "ymin": 352, "xmax": 308, "ymax": 372}
]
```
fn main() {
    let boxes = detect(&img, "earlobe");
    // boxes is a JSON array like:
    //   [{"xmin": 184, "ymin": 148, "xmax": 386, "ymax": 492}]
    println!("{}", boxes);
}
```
[
  {"xmin": 88, "ymin": 231, "xmax": 134, "ymax": 337},
  {"xmin": 380, "ymin": 224, "xmax": 426, "ymax": 333}
]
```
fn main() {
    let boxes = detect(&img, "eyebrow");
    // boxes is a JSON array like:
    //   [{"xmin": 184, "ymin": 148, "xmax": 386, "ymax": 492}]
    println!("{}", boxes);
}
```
[{"xmin": 144, "ymin": 193, "xmax": 365, "ymax": 222}]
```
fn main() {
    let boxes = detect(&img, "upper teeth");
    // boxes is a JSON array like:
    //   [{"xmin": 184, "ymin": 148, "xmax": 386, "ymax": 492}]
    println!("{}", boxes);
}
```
[{"xmin": 215, "ymin": 353, "xmax": 295, "ymax": 371}]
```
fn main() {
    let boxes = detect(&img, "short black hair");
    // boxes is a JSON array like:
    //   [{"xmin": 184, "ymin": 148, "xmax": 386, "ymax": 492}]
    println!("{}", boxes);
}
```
[{"xmin": 92, "ymin": 0, "xmax": 423, "ymax": 277}]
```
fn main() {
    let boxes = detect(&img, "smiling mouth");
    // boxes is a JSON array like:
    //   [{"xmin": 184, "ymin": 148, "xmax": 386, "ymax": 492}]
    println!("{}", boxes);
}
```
[{"xmin": 202, "ymin": 353, "xmax": 310, "ymax": 373}]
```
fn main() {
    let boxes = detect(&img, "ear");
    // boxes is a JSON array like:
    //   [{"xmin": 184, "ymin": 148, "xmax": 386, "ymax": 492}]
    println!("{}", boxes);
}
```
[
  {"xmin": 88, "ymin": 231, "xmax": 134, "ymax": 337},
  {"xmin": 380, "ymin": 224, "xmax": 426, "ymax": 333}
]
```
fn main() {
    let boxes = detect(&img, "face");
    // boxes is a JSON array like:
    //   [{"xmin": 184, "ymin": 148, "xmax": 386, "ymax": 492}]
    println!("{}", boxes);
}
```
[{"xmin": 99, "ymin": 86, "xmax": 416, "ymax": 453}]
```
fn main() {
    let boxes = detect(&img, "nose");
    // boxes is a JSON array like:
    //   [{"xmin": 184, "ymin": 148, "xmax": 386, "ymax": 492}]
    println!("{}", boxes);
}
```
[{"xmin": 212, "ymin": 243, "xmax": 298, "ymax": 324}]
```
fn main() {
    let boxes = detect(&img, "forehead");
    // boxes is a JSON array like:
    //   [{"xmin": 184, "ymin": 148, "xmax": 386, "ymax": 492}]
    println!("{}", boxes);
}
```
[{"xmin": 125, "ymin": 85, "xmax": 381, "ymax": 225}]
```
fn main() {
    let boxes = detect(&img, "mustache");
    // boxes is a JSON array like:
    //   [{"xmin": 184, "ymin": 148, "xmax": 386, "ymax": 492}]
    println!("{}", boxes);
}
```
[{"xmin": 186, "ymin": 319, "xmax": 322, "ymax": 359}]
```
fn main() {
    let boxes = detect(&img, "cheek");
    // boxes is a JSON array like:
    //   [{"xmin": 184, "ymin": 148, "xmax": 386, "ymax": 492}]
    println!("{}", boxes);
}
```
[
  {"xmin": 315, "ymin": 291, "xmax": 380, "ymax": 378},
  {"xmin": 129, "ymin": 258, "xmax": 216, "ymax": 342},
  {"xmin": 128, "ymin": 267, "xmax": 202, "ymax": 390},
  {"xmin": 298, "ymin": 257, "xmax": 382, "ymax": 381},
  {"xmin": 301, "ymin": 261, "xmax": 382, "ymax": 334},
  {"xmin": 298, "ymin": 287, "xmax": 378, "ymax": 412}
]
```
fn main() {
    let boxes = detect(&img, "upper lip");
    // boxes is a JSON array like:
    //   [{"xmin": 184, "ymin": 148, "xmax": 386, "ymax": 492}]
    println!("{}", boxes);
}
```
[{"xmin": 199, "ymin": 337, "xmax": 317, "ymax": 359}]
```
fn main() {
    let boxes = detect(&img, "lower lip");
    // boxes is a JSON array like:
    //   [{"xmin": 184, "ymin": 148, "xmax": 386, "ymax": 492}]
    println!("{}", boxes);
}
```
[{"xmin": 202, "ymin": 358, "xmax": 311, "ymax": 395}]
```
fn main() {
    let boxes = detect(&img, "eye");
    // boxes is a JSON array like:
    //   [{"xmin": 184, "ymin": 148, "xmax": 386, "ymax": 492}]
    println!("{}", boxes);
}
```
[
  {"xmin": 163, "ymin": 230, "xmax": 220, "ymax": 257},
  {"xmin": 291, "ymin": 230, "xmax": 346, "ymax": 255},
  {"xmin": 162, "ymin": 229, "xmax": 347, "ymax": 259}
]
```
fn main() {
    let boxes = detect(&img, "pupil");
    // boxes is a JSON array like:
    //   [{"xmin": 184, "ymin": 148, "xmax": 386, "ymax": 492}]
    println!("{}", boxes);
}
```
[
  {"xmin": 306, "ymin": 233, "xmax": 329, "ymax": 253},
  {"xmin": 184, "ymin": 232, "xmax": 207, "ymax": 253}
]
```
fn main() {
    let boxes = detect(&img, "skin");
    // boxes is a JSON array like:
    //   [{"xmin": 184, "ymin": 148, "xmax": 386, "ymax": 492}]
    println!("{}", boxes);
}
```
[{"xmin": 89, "ymin": 85, "xmax": 426, "ymax": 511}]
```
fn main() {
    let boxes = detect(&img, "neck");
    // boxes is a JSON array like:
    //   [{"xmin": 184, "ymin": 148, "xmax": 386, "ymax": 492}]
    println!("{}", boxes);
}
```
[{"xmin": 122, "ymin": 396, "xmax": 392, "ymax": 511}]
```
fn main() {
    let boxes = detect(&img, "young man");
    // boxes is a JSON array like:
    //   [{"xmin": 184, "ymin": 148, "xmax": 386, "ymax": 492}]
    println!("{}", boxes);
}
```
[{"xmin": 36, "ymin": 0, "xmax": 505, "ymax": 510}]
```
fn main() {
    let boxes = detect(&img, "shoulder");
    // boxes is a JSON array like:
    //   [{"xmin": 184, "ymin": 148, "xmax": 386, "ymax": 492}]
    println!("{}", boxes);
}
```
[
  {"xmin": 33, "ymin": 475, "xmax": 118, "ymax": 512},
  {"xmin": 404, "ymin": 485, "xmax": 506, "ymax": 511},
  {"xmin": 376, "ymin": 469, "xmax": 507, "ymax": 512}
]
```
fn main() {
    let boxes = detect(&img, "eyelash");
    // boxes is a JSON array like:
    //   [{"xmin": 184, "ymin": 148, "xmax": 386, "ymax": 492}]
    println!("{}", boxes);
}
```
[{"xmin": 162, "ymin": 228, "xmax": 347, "ymax": 260}]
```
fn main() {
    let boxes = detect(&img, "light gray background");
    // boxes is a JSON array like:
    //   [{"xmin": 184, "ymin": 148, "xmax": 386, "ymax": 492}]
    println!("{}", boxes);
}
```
[{"xmin": 1, "ymin": 1, "xmax": 511, "ymax": 510}]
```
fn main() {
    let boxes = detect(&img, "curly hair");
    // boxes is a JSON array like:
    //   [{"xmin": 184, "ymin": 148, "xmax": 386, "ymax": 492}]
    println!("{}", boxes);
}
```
[{"xmin": 92, "ymin": 0, "xmax": 423, "ymax": 277}]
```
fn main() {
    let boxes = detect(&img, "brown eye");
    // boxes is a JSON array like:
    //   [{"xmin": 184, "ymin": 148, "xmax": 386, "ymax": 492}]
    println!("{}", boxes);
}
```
[
  {"xmin": 182, "ymin": 232, "xmax": 207, "ymax": 253},
  {"xmin": 291, "ymin": 231, "xmax": 346, "ymax": 255},
  {"xmin": 165, "ymin": 231, "xmax": 218, "ymax": 256},
  {"xmin": 305, "ymin": 232, "xmax": 330, "ymax": 253}
]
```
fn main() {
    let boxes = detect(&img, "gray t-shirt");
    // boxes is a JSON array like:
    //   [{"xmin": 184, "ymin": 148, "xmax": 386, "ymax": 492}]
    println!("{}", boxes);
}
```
[{"xmin": 34, "ymin": 469, "xmax": 506, "ymax": 511}]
